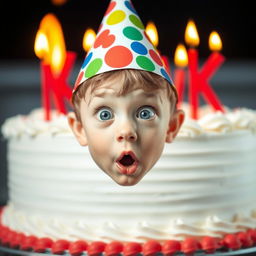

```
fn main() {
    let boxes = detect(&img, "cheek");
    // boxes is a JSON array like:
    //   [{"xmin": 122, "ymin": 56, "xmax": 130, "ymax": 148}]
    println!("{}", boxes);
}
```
[
  {"xmin": 139, "ymin": 126, "xmax": 166, "ymax": 156},
  {"xmin": 86, "ymin": 127, "xmax": 113, "ymax": 156}
]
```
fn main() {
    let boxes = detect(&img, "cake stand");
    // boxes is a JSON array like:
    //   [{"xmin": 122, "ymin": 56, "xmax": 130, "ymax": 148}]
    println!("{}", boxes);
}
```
[{"xmin": 1, "ymin": 245, "xmax": 256, "ymax": 256}]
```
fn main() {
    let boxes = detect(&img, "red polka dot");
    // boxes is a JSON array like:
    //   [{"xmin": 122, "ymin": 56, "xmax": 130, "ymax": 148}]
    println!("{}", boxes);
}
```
[
  {"xmin": 149, "ymin": 49, "xmax": 163, "ymax": 66},
  {"xmin": 105, "ymin": 1, "xmax": 116, "ymax": 16},
  {"xmin": 74, "ymin": 71, "xmax": 84, "ymax": 91},
  {"xmin": 105, "ymin": 46, "xmax": 133, "ymax": 68},
  {"xmin": 94, "ymin": 29, "xmax": 115, "ymax": 49}
]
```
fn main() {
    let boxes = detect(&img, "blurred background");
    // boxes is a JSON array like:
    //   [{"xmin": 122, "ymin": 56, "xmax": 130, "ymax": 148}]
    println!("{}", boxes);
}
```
[{"xmin": 0, "ymin": 0, "xmax": 256, "ymax": 205}]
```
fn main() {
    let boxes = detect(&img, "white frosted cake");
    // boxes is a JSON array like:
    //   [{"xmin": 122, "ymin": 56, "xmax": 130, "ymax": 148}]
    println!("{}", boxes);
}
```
[{"xmin": 1, "ymin": 105, "xmax": 256, "ymax": 254}]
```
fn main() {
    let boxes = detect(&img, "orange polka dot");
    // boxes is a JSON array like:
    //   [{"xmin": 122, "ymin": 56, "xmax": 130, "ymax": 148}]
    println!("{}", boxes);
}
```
[
  {"xmin": 149, "ymin": 49, "xmax": 163, "ymax": 66},
  {"xmin": 104, "ymin": 1, "xmax": 116, "ymax": 16},
  {"xmin": 74, "ymin": 71, "xmax": 84, "ymax": 91},
  {"xmin": 94, "ymin": 30, "xmax": 115, "ymax": 49},
  {"xmin": 105, "ymin": 46, "xmax": 133, "ymax": 68}
]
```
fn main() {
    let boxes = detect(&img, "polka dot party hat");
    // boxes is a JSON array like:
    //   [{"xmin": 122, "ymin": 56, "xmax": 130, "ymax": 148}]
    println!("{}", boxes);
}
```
[{"xmin": 73, "ymin": 0, "xmax": 175, "ymax": 93}]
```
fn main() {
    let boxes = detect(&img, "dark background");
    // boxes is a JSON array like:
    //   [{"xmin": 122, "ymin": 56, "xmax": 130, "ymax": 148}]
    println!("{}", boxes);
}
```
[
  {"xmin": 0, "ymin": 0, "xmax": 256, "ymax": 206},
  {"xmin": 0, "ymin": 0, "xmax": 256, "ymax": 61}
]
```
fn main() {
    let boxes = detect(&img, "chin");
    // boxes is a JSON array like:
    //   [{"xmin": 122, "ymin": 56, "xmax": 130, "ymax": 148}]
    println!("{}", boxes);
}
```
[{"xmin": 115, "ymin": 175, "xmax": 143, "ymax": 186}]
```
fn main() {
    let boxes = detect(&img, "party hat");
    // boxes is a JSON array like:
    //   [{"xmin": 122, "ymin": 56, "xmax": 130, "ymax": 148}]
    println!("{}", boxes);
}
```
[{"xmin": 73, "ymin": 0, "xmax": 175, "ymax": 93}]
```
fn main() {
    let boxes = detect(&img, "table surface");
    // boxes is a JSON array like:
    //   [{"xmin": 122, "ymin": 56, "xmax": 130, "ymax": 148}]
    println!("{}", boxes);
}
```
[{"xmin": 1, "ymin": 245, "xmax": 256, "ymax": 256}]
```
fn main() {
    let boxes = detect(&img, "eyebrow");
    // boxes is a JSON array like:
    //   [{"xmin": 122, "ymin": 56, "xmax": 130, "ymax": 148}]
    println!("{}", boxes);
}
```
[{"xmin": 90, "ymin": 91, "xmax": 164, "ymax": 104}]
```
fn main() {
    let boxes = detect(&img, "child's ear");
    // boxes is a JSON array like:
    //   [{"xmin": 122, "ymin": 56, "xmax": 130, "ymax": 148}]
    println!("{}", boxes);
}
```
[
  {"xmin": 67, "ymin": 112, "xmax": 88, "ymax": 146},
  {"xmin": 165, "ymin": 109, "xmax": 185, "ymax": 143}
]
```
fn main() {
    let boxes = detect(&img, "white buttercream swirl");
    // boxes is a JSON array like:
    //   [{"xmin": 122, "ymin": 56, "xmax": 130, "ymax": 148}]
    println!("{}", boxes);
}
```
[
  {"xmin": 198, "ymin": 111, "xmax": 233, "ymax": 134},
  {"xmin": 3, "ymin": 205, "xmax": 256, "ymax": 242},
  {"xmin": 2, "ymin": 106, "xmax": 255, "ymax": 139},
  {"xmin": 227, "ymin": 108, "xmax": 256, "ymax": 133},
  {"xmin": 177, "ymin": 118, "xmax": 203, "ymax": 138},
  {"xmin": 1, "ymin": 109, "xmax": 71, "ymax": 138}
]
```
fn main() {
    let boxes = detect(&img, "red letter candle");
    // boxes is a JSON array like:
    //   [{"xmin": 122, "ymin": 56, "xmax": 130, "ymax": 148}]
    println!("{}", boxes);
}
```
[
  {"xmin": 173, "ymin": 43, "xmax": 188, "ymax": 107},
  {"xmin": 185, "ymin": 20, "xmax": 225, "ymax": 119},
  {"xmin": 34, "ymin": 13, "xmax": 75, "ymax": 121}
]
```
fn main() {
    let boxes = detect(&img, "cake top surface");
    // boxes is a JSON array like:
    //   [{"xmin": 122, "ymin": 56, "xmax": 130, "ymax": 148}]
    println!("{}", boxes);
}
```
[{"xmin": 1, "ymin": 105, "xmax": 256, "ymax": 139}]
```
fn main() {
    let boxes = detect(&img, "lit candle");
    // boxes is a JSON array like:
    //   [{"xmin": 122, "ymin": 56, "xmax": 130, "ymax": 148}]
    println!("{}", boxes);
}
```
[
  {"xmin": 185, "ymin": 20, "xmax": 225, "ymax": 119},
  {"xmin": 199, "ymin": 31, "xmax": 225, "ymax": 112},
  {"xmin": 34, "ymin": 13, "xmax": 76, "ymax": 120},
  {"xmin": 173, "ymin": 43, "xmax": 188, "ymax": 107},
  {"xmin": 83, "ymin": 28, "xmax": 96, "ymax": 53},
  {"xmin": 34, "ymin": 29, "xmax": 51, "ymax": 121},
  {"xmin": 185, "ymin": 19, "xmax": 200, "ymax": 119},
  {"xmin": 145, "ymin": 21, "xmax": 171, "ymax": 75}
]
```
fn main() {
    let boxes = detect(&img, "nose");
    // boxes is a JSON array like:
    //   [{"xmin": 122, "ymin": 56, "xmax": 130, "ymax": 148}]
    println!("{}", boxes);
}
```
[{"xmin": 116, "ymin": 121, "xmax": 137, "ymax": 142}]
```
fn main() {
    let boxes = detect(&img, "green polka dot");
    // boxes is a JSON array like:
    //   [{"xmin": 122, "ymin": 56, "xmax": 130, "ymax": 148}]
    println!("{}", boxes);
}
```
[
  {"xmin": 129, "ymin": 15, "xmax": 144, "ymax": 29},
  {"xmin": 84, "ymin": 58, "xmax": 103, "ymax": 78},
  {"xmin": 107, "ymin": 10, "xmax": 126, "ymax": 25},
  {"xmin": 123, "ymin": 27, "xmax": 143, "ymax": 40},
  {"xmin": 136, "ymin": 56, "xmax": 155, "ymax": 71}
]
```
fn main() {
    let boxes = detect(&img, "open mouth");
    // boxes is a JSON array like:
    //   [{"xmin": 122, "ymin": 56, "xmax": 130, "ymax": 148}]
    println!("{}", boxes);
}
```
[
  {"xmin": 119, "ymin": 154, "xmax": 135, "ymax": 166},
  {"xmin": 116, "ymin": 151, "xmax": 138, "ymax": 175}
]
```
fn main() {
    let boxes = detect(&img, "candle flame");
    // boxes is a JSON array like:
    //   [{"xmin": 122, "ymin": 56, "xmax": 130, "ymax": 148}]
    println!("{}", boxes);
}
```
[
  {"xmin": 185, "ymin": 19, "xmax": 200, "ymax": 47},
  {"xmin": 145, "ymin": 21, "xmax": 159, "ymax": 47},
  {"xmin": 174, "ymin": 44, "xmax": 188, "ymax": 67},
  {"xmin": 209, "ymin": 31, "xmax": 222, "ymax": 51},
  {"xmin": 51, "ymin": 45, "xmax": 63, "ymax": 73},
  {"xmin": 51, "ymin": 0, "xmax": 67, "ymax": 6},
  {"xmin": 83, "ymin": 28, "xmax": 96, "ymax": 52},
  {"xmin": 34, "ymin": 30, "xmax": 49, "ymax": 59},
  {"xmin": 34, "ymin": 13, "xmax": 66, "ymax": 75}
]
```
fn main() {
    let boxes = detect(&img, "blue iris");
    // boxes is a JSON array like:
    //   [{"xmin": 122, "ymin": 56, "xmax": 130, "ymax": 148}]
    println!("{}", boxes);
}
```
[
  {"xmin": 97, "ymin": 108, "xmax": 113, "ymax": 121},
  {"xmin": 137, "ymin": 107, "xmax": 155, "ymax": 120}
]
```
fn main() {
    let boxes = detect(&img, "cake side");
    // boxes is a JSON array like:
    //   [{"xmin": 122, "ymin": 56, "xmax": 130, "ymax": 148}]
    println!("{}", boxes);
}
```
[{"xmin": 1, "ymin": 107, "xmax": 256, "ymax": 243}]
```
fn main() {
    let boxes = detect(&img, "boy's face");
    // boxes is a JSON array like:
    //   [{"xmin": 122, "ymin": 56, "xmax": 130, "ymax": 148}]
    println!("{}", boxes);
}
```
[{"xmin": 68, "ymin": 80, "xmax": 184, "ymax": 186}]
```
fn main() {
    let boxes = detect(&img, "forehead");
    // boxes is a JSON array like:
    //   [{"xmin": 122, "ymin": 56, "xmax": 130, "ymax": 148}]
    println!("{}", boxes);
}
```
[{"xmin": 85, "ymin": 76, "xmax": 168, "ymax": 100}]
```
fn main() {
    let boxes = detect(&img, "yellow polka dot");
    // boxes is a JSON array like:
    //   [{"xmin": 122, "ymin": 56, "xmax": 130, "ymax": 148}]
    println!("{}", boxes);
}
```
[{"xmin": 107, "ymin": 10, "xmax": 126, "ymax": 25}]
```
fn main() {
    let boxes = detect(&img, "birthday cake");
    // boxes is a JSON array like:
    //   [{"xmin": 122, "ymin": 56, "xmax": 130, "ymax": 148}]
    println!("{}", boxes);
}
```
[
  {"xmin": 0, "ymin": 105, "xmax": 256, "ymax": 255},
  {"xmin": 1, "ymin": 0, "xmax": 256, "ymax": 255}
]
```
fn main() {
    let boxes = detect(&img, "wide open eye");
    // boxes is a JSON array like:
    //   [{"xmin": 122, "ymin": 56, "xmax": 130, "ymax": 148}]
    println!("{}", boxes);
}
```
[
  {"xmin": 136, "ymin": 106, "xmax": 156, "ymax": 120},
  {"xmin": 96, "ymin": 108, "xmax": 114, "ymax": 121}
]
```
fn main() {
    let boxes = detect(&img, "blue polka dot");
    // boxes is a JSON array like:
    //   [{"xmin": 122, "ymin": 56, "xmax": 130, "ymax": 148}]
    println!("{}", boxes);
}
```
[
  {"xmin": 160, "ymin": 68, "xmax": 173, "ymax": 85},
  {"xmin": 82, "ymin": 52, "xmax": 93, "ymax": 69},
  {"xmin": 131, "ymin": 42, "xmax": 148, "ymax": 55},
  {"xmin": 125, "ymin": 1, "xmax": 137, "ymax": 14}
]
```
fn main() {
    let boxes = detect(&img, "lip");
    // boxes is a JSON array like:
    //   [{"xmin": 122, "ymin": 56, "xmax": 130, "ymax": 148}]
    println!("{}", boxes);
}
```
[{"xmin": 116, "ymin": 151, "xmax": 139, "ymax": 175}]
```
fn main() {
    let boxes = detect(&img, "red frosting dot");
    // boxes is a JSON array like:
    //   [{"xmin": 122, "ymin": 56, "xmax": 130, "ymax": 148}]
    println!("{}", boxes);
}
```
[
  {"xmin": 181, "ymin": 238, "xmax": 200, "ymax": 254},
  {"xmin": 236, "ymin": 232, "xmax": 253, "ymax": 248},
  {"xmin": 200, "ymin": 236, "xmax": 220, "ymax": 253},
  {"xmin": 162, "ymin": 240, "xmax": 181, "ymax": 255},
  {"xmin": 149, "ymin": 49, "xmax": 163, "ymax": 66},
  {"xmin": 123, "ymin": 242, "xmax": 142, "ymax": 256},
  {"xmin": 0, "ymin": 227, "xmax": 9, "ymax": 243},
  {"xmin": 221, "ymin": 234, "xmax": 241, "ymax": 250},
  {"xmin": 34, "ymin": 237, "xmax": 54, "ymax": 252},
  {"xmin": 142, "ymin": 240, "xmax": 162, "ymax": 256},
  {"xmin": 105, "ymin": 241, "xmax": 124, "ymax": 256},
  {"xmin": 247, "ymin": 229, "xmax": 256, "ymax": 244},
  {"xmin": 52, "ymin": 239, "xmax": 70, "ymax": 254},
  {"xmin": 105, "ymin": 46, "xmax": 133, "ymax": 68},
  {"xmin": 88, "ymin": 241, "xmax": 107, "ymax": 256},
  {"xmin": 3, "ymin": 230, "xmax": 15, "ymax": 246},
  {"xmin": 20, "ymin": 235, "xmax": 38, "ymax": 250},
  {"xmin": 69, "ymin": 240, "xmax": 88, "ymax": 256},
  {"xmin": 10, "ymin": 232, "xmax": 24, "ymax": 248}
]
